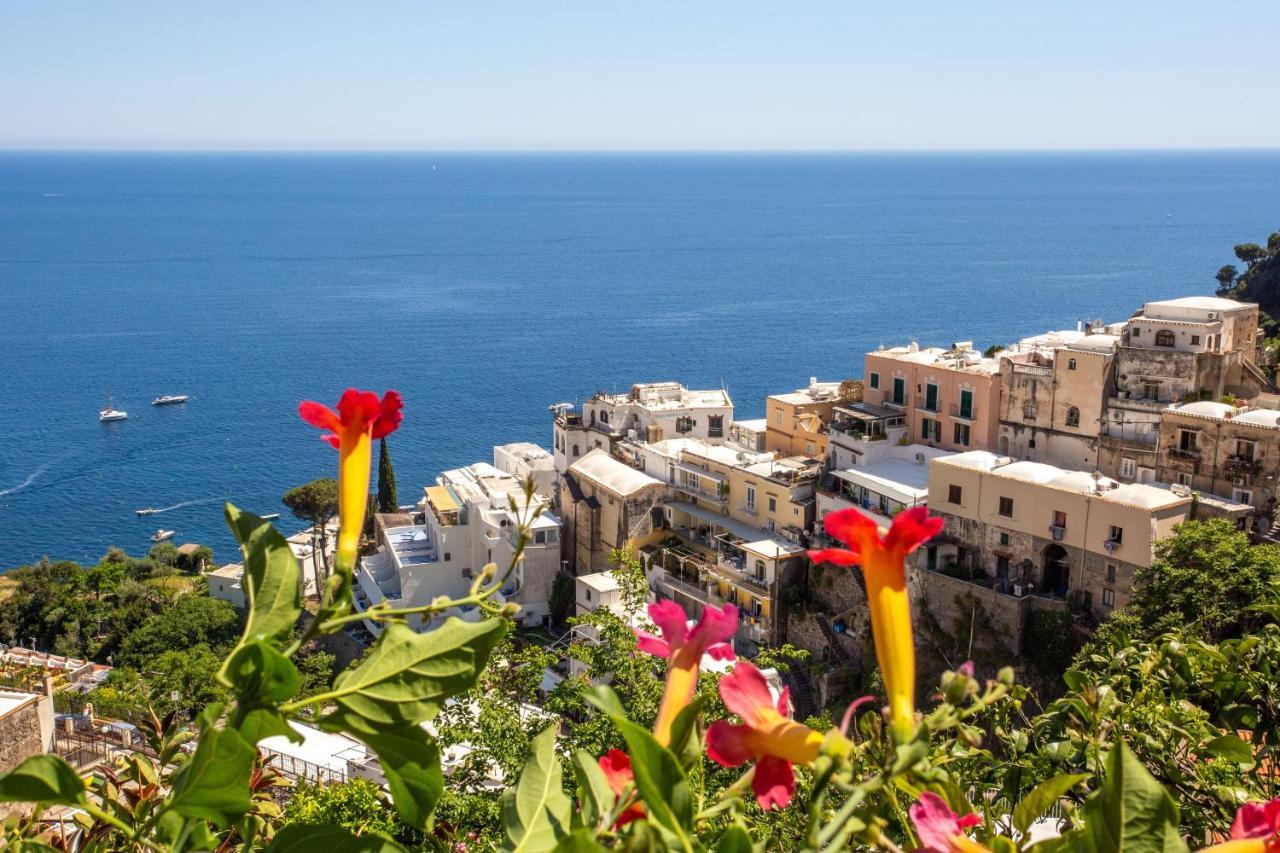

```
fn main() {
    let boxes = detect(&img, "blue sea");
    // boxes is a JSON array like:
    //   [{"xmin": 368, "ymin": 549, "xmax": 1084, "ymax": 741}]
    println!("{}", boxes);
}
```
[{"xmin": 1, "ymin": 151, "xmax": 1278, "ymax": 568}]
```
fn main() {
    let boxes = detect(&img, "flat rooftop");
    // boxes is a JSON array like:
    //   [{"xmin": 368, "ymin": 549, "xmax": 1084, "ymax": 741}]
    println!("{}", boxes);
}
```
[{"xmin": 936, "ymin": 451, "xmax": 1190, "ymax": 510}]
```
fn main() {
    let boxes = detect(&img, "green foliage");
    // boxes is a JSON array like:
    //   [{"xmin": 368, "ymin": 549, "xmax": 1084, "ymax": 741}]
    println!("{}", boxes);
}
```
[
  {"xmin": 550, "ymin": 571, "xmax": 576, "ymax": 628},
  {"xmin": 1133, "ymin": 519, "xmax": 1280, "ymax": 642},
  {"xmin": 0, "ymin": 755, "xmax": 86, "ymax": 806},
  {"xmin": 1216, "ymin": 229, "xmax": 1280, "ymax": 334},
  {"xmin": 1024, "ymin": 609, "xmax": 1073, "ymax": 675},
  {"xmin": 501, "ymin": 725, "xmax": 572, "ymax": 851},
  {"xmin": 117, "ymin": 594, "xmax": 242, "ymax": 667},
  {"xmin": 281, "ymin": 778, "xmax": 418, "ymax": 844},
  {"xmin": 283, "ymin": 477, "xmax": 339, "ymax": 581},
  {"xmin": 376, "ymin": 438, "xmax": 398, "ymax": 514}
]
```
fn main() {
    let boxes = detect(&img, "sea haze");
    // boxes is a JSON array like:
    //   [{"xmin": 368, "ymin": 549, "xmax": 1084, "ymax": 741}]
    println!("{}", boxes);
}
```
[{"xmin": 1, "ymin": 151, "xmax": 1278, "ymax": 567}]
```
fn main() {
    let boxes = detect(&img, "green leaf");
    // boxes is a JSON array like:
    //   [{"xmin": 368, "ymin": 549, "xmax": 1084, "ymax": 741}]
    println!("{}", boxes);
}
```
[
  {"xmin": 1075, "ymin": 743, "xmax": 1188, "ymax": 853},
  {"xmin": 239, "ymin": 707, "xmax": 303, "ymax": 745},
  {"xmin": 553, "ymin": 829, "xmax": 609, "ymax": 853},
  {"xmin": 717, "ymin": 825, "xmax": 755, "ymax": 852},
  {"xmin": 1199, "ymin": 734, "xmax": 1255, "ymax": 767},
  {"xmin": 225, "ymin": 503, "xmax": 302, "ymax": 644},
  {"xmin": 571, "ymin": 748, "xmax": 616, "ymax": 831},
  {"xmin": 502, "ymin": 725, "xmax": 572, "ymax": 852},
  {"xmin": 0, "ymin": 755, "xmax": 86, "ymax": 805},
  {"xmin": 1012, "ymin": 773, "xmax": 1088, "ymax": 838},
  {"xmin": 890, "ymin": 738, "xmax": 929, "ymax": 776},
  {"xmin": 316, "ymin": 618, "xmax": 507, "ymax": 729},
  {"xmin": 219, "ymin": 640, "xmax": 301, "ymax": 702},
  {"xmin": 667, "ymin": 697, "xmax": 704, "ymax": 770},
  {"xmin": 586, "ymin": 686, "xmax": 692, "ymax": 842},
  {"xmin": 166, "ymin": 709, "xmax": 256, "ymax": 826},
  {"xmin": 343, "ymin": 721, "xmax": 444, "ymax": 831},
  {"xmin": 266, "ymin": 824, "xmax": 406, "ymax": 852}
]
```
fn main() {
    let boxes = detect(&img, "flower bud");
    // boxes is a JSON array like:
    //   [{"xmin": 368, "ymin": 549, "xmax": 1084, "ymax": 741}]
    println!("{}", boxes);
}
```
[
  {"xmin": 479, "ymin": 563, "xmax": 497, "ymax": 583},
  {"xmin": 500, "ymin": 602, "xmax": 522, "ymax": 618}
]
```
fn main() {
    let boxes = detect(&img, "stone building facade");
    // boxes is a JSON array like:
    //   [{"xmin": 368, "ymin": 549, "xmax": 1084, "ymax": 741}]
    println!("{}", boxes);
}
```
[
  {"xmin": 0, "ymin": 691, "xmax": 55, "ymax": 775},
  {"xmin": 918, "ymin": 451, "xmax": 1192, "ymax": 624},
  {"xmin": 1157, "ymin": 401, "xmax": 1280, "ymax": 528}
]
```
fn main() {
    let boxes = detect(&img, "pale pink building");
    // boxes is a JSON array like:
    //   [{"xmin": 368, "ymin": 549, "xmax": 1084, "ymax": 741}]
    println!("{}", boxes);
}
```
[{"xmin": 862, "ymin": 342, "xmax": 1001, "ymax": 453}]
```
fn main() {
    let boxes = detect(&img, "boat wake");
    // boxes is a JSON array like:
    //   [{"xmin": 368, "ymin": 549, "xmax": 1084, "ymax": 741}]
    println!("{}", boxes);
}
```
[
  {"xmin": 150, "ymin": 497, "xmax": 222, "ymax": 514},
  {"xmin": 0, "ymin": 464, "xmax": 50, "ymax": 497}
]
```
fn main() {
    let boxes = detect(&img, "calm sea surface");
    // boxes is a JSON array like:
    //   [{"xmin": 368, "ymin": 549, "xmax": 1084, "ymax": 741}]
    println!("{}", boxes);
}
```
[{"xmin": 1, "ymin": 151, "xmax": 1278, "ymax": 567}]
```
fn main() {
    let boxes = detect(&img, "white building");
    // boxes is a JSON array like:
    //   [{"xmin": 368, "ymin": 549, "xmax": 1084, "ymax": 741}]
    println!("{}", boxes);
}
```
[
  {"xmin": 356, "ymin": 461, "xmax": 563, "ymax": 635},
  {"xmin": 818, "ymin": 443, "xmax": 955, "ymax": 532},
  {"xmin": 552, "ymin": 382, "xmax": 735, "ymax": 475},
  {"xmin": 208, "ymin": 525, "xmax": 332, "ymax": 609},
  {"xmin": 493, "ymin": 442, "xmax": 556, "ymax": 497}
]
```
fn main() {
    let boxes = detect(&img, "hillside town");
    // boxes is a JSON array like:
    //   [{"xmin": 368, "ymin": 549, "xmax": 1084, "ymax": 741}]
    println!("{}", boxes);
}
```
[
  {"xmin": 199, "ymin": 294, "xmax": 1277, "ymax": 712},
  {"xmin": 5, "ymin": 291, "xmax": 1278, "ymax": 846}
]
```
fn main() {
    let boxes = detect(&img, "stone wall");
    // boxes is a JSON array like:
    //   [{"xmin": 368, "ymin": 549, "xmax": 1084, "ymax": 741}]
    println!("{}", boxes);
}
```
[{"xmin": 0, "ymin": 695, "xmax": 47, "ymax": 775}]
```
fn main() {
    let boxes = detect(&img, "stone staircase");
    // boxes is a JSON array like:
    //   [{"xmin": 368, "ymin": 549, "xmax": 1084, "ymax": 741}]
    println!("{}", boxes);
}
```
[
  {"xmin": 783, "ymin": 665, "xmax": 818, "ymax": 721},
  {"xmin": 816, "ymin": 614, "xmax": 858, "ymax": 669}
]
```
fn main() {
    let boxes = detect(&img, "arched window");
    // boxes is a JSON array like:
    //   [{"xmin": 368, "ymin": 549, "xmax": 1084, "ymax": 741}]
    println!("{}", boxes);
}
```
[
  {"xmin": 1067, "ymin": 358, "xmax": 1077, "ymax": 370},
  {"xmin": 1066, "ymin": 406, "xmax": 1080, "ymax": 428},
  {"xmin": 1155, "ymin": 329, "xmax": 1176, "ymax": 347}
]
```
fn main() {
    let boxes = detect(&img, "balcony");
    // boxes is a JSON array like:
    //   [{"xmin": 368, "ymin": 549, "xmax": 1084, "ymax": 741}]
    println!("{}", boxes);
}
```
[
  {"xmin": 660, "ymin": 571, "xmax": 727, "ymax": 609},
  {"xmin": 707, "ymin": 560, "xmax": 770, "ymax": 597},
  {"xmin": 1168, "ymin": 447, "xmax": 1200, "ymax": 463},
  {"xmin": 1225, "ymin": 455, "xmax": 1260, "ymax": 475},
  {"xmin": 1049, "ymin": 524, "xmax": 1066, "ymax": 541},
  {"xmin": 950, "ymin": 404, "xmax": 978, "ymax": 421}
]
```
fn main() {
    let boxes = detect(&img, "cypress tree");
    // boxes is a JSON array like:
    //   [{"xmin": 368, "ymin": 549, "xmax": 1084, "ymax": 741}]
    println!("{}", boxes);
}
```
[{"xmin": 377, "ymin": 438, "xmax": 398, "ymax": 513}]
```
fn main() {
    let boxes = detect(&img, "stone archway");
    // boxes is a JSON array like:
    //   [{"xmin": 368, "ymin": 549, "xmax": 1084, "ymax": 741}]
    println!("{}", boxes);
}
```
[{"xmin": 1042, "ymin": 544, "xmax": 1070, "ymax": 595}]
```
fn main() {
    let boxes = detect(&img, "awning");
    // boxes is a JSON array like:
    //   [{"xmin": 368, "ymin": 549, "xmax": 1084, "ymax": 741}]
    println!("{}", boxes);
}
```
[
  {"xmin": 667, "ymin": 501, "xmax": 803, "ymax": 561},
  {"xmin": 424, "ymin": 485, "xmax": 458, "ymax": 513}
]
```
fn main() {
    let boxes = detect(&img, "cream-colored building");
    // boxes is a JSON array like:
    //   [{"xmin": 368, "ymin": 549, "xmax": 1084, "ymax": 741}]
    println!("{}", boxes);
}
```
[
  {"xmin": 922, "ymin": 451, "xmax": 1192, "ymax": 623},
  {"xmin": 1156, "ymin": 401, "xmax": 1280, "ymax": 529},
  {"xmin": 764, "ymin": 378, "xmax": 861, "ymax": 460},
  {"xmin": 1100, "ymin": 296, "xmax": 1265, "ymax": 483},
  {"xmin": 618, "ymin": 438, "xmax": 819, "ymax": 653},
  {"xmin": 551, "ymin": 382, "xmax": 734, "ymax": 475},
  {"xmin": 863, "ymin": 342, "xmax": 1001, "ymax": 452},
  {"xmin": 559, "ymin": 449, "xmax": 667, "ymax": 574},
  {"xmin": 492, "ymin": 442, "xmax": 556, "ymax": 498},
  {"xmin": 997, "ymin": 329, "xmax": 1119, "ymax": 471}
]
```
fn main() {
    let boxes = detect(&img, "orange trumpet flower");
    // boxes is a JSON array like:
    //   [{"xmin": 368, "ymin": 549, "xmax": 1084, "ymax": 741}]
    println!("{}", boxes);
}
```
[
  {"xmin": 634, "ymin": 600, "xmax": 737, "ymax": 746},
  {"xmin": 808, "ymin": 506, "xmax": 942, "ymax": 742},
  {"xmin": 299, "ymin": 389, "xmax": 403, "ymax": 572},
  {"xmin": 705, "ymin": 661, "xmax": 828, "ymax": 810}
]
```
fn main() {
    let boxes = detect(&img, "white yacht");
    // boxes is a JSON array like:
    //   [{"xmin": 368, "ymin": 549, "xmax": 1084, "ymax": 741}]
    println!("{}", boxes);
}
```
[
  {"xmin": 151, "ymin": 529, "xmax": 175, "ymax": 543},
  {"xmin": 99, "ymin": 391, "xmax": 127, "ymax": 422},
  {"xmin": 152, "ymin": 395, "xmax": 189, "ymax": 406}
]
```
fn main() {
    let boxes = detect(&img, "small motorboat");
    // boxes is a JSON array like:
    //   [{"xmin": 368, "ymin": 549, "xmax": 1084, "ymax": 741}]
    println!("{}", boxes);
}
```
[
  {"xmin": 99, "ymin": 391, "xmax": 127, "ymax": 422},
  {"xmin": 152, "ymin": 395, "xmax": 189, "ymax": 406},
  {"xmin": 136, "ymin": 507, "xmax": 159, "ymax": 516},
  {"xmin": 259, "ymin": 512, "xmax": 280, "ymax": 521},
  {"xmin": 151, "ymin": 529, "xmax": 174, "ymax": 543}
]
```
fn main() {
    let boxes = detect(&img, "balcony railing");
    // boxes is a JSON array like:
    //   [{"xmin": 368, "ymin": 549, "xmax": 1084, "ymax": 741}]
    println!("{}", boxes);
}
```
[
  {"xmin": 1049, "ymin": 524, "xmax": 1066, "ymax": 541},
  {"xmin": 1168, "ymin": 447, "xmax": 1200, "ymax": 462},
  {"xmin": 1225, "ymin": 455, "xmax": 1260, "ymax": 475},
  {"xmin": 951, "ymin": 404, "xmax": 978, "ymax": 420}
]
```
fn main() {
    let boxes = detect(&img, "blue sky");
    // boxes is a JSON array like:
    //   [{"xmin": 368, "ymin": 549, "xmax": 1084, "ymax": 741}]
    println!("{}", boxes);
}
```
[{"xmin": 4, "ymin": 1, "xmax": 1278, "ymax": 151}]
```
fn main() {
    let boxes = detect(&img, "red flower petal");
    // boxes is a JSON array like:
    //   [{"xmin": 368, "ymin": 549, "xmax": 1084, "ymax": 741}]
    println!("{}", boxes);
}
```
[
  {"xmin": 1232, "ymin": 798, "xmax": 1280, "ymax": 839},
  {"xmin": 718, "ymin": 661, "xmax": 776, "ymax": 728},
  {"xmin": 646, "ymin": 600, "xmax": 691, "ymax": 647},
  {"xmin": 807, "ymin": 547, "xmax": 861, "ymax": 567},
  {"xmin": 705, "ymin": 720, "xmax": 755, "ymax": 767},
  {"xmin": 322, "ymin": 434, "xmax": 340, "ymax": 450},
  {"xmin": 633, "ymin": 629, "xmax": 672, "ymax": 659},
  {"xmin": 705, "ymin": 642, "xmax": 735, "ymax": 662},
  {"xmin": 883, "ymin": 506, "xmax": 944, "ymax": 556},
  {"xmin": 597, "ymin": 749, "xmax": 633, "ymax": 795},
  {"xmin": 822, "ymin": 507, "xmax": 880, "ymax": 549},
  {"xmin": 752, "ymin": 755, "xmax": 797, "ymax": 810},
  {"xmin": 336, "ymin": 388, "xmax": 383, "ymax": 428},
  {"xmin": 910, "ymin": 792, "xmax": 981, "ymax": 853},
  {"xmin": 298, "ymin": 401, "xmax": 340, "ymax": 432},
  {"xmin": 688, "ymin": 603, "xmax": 738, "ymax": 652},
  {"xmin": 371, "ymin": 390, "xmax": 404, "ymax": 439}
]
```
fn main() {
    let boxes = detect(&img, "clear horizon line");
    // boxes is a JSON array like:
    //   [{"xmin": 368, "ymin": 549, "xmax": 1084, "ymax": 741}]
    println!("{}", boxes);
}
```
[{"xmin": 2, "ymin": 144, "xmax": 1280, "ymax": 156}]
